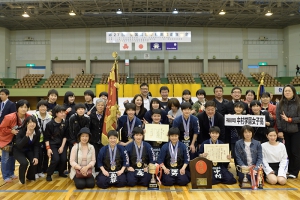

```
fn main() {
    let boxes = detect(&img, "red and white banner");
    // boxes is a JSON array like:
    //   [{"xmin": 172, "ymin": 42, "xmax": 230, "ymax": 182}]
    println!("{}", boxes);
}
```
[
  {"xmin": 120, "ymin": 42, "xmax": 132, "ymax": 51},
  {"xmin": 135, "ymin": 42, "xmax": 147, "ymax": 51}
]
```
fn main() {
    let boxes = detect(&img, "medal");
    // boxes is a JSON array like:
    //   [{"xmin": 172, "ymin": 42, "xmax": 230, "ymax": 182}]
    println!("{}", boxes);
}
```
[
  {"xmin": 134, "ymin": 141, "xmax": 144, "ymax": 169},
  {"xmin": 127, "ymin": 116, "xmax": 136, "ymax": 140},
  {"xmin": 169, "ymin": 142, "xmax": 178, "ymax": 168},
  {"xmin": 157, "ymin": 141, "xmax": 162, "ymax": 144},
  {"xmin": 109, "ymin": 146, "xmax": 117, "ymax": 171},
  {"xmin": 184, "ymin": 135, "xmax": 190, "ymax": 140},
  {"xmin": 170, "ymin": 162, "xmax": 177, "ymax": 167},
  {"xmin": 182, "ymin": 115, "xmax": 190, "ymax": 141},
  {"xmin": 213, "ymin": 162, "xmax": 218, "ymax": 166},
  {"xmin": 137, "ymin": 162, "xmax": 142, "ymax": 168}
]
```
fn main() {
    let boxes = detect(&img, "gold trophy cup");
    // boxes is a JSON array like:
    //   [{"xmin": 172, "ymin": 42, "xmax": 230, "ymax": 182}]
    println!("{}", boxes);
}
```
[
  {"xmin": 148, "ymin": 163, "xmax": 159, "ymax": 190},
  {"xmin": 236, "ymin": 165, "xmax": 252, "ymax": 189}
]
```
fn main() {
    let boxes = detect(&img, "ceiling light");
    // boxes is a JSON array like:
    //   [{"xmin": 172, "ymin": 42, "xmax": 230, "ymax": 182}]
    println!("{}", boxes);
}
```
[
  {"xmin": 219, "ymin": 10, "xmax": 226, "ymax": 15},
  {"xmin": 265, "ymin": 11, "xmax": 273, "ymax": 16},
  {"xmin": 172, "ymin": 8, "xmax": 179, "ymax": 14},
  {"xmin": 289, "ymin": 13, "xmax": 295, "ymax": 16},
  {"xmin": 69, "ymin": 10, "xmax": 76, "ymax": 16},
  {"xmin": 22, "ymin": 11, "xmax": 29, "ymax": 17},
  {"xmin": 116, "ymin": 9, "xmax": 122, "ymax": 14}
]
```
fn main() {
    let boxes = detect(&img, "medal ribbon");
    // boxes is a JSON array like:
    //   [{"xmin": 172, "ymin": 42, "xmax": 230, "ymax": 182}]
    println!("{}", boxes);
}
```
[
  {"xmin": 109, "ymin": 146, "xmax": 117, "ymax": 166},
  {"xmin": 127, "ymin": 116, "xmax": 136, "ymax": 138},
  {"xmin": 134, "ymin": 141, "xmax": 143, "ymax": 163},
  {"xmin": 182, "ymin": 115, "xmax": 190, "ymax": 138},
  {"xmin": 169, "ymin": 142, "xmax": 178, "ymax": 164}
]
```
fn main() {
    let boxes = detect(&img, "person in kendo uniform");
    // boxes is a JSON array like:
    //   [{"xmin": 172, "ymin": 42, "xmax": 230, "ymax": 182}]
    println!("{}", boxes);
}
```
[
  {"xmin": 157, "ymin": 127, "xmax": 190, "ymax": 186},
  {"xmin": 117, "ymin": 103, "xmax": 142, "ymax": 147},
  {"xmin": 96, "ymin": 130, "xmax": 129, "ymax": 189},
  {"xmin": 144, "ymin": 109, "xmax": 167, "ymax": 161},
  {"xmin": 198, "ymin": 126, "xmax": 236, "ymax": 185},
  {"xmin": 172, "ymin": 102, "xmax": 200, "ymax": 159},
  {"xmin": 126, "ymin": 127, "xmax": 155, "ymax": 187}
]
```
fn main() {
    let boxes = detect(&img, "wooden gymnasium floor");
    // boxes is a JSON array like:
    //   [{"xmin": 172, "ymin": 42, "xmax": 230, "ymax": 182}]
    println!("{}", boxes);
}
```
[{"xmin": 0, "ymin": 161, "xmax": 299, "ymax": 200}]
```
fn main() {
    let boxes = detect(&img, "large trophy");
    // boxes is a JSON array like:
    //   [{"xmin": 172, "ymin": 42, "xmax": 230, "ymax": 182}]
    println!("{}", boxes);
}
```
[
  {"xmin": 236, "ymin": 165, "xmax": 252, "ymax": 189},
  {"xmin": 148, "ymin": 163, "xmax": 159, "ymax": 190}
]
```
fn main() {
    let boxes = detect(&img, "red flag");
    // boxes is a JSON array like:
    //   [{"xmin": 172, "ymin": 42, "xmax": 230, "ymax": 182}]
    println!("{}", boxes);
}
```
[{"xmin": 102, "ymin": 62, "xmax": 119, "ymax": 145}]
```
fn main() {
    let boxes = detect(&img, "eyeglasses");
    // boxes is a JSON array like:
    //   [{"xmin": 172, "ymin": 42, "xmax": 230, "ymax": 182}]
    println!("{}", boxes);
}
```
[
  {"xmin": 232, "ymin": 91, "xmax": 241, "ymax": 94},
  {"xmin": 140, "ymin": 88, "xmax": 148, "ymax": 91}
]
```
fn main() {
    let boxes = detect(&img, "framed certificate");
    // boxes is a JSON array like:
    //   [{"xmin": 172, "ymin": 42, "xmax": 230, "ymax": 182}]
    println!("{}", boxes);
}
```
[
  {"xmin": 144, "ymin": 124, "xmax": 169, "ymax": 142},
  {"xmin": 203, "ymin": 144, "xmax": 230, "ymax": 162}
]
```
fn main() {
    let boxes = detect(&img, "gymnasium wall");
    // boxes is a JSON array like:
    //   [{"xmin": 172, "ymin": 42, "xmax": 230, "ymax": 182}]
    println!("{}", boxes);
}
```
[{"xmin": 1, "ymin": 26, "xmax": 297, "ymax": 79}]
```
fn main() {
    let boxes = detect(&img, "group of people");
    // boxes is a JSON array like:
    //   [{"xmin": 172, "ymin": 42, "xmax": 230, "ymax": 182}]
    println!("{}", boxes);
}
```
[{"xmin": 0, "ymin": 81, "xmax": 299, "ymax": 189}]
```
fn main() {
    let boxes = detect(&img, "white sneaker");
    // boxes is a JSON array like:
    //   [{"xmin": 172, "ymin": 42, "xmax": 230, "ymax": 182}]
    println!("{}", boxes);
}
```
[
  {"xmin": 38, "ymin": 173, "xmax": 45, "ymax": 178},
  {"xmin": 288, "ymin": 174, "xmax": 297, "ymax": 179},
  {"xmin": 35, "ymin": 174, "xmax": 39, "ymax": 179}
]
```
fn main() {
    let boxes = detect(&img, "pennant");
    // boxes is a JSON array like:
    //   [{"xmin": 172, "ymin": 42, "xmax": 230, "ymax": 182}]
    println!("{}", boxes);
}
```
[
  {"xmin": 257, "ymin": 72, "xmax": 265, "ymax": 100},
  {"xmin": 102, "ymin": 59, "xmax": 120, "ymax": 145},
  {"xmin": 120, "ymin": 42, "xmax": 132, "ymax": 51},
  {"xmin": 135, "ymin": 42, "xmax": 147, "ymax": 51}
]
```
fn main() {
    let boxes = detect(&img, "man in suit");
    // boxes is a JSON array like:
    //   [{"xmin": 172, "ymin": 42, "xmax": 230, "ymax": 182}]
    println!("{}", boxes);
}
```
[
  {"xmin": 224, "ymin": 87, "xmax": 249, "ymax": 115},
  {"xmin": 197, "ymin": 101, "xmax": 225, "ymax": 144},
  {"xmin": 212, "ymin": 86, "xmax": 229, "ymax": 116},
  {"xmin": 0, "ymin": 89, "xmax": 16, "ymax": 124}
]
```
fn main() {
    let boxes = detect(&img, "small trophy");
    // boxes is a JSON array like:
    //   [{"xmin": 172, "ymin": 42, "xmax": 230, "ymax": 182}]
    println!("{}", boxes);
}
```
[
  {"xmin": 148, "ymin": 163, "xmax": 159, "ymax": 190},
  {"xmin": 257, "ymin": 165, "xmax": 264, "ymax": 189},
  {"xmin": 236, "ymin": 165, "xmax": 252, "ymax": 189}
]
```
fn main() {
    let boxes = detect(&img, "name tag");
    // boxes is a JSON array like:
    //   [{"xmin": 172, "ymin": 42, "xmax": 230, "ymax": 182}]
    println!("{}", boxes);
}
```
[
  {"xmin": 182, "ymin": 140, "xmax": 190, "ymax": 148},
  {"xmin": 135, "ymin": 169, "xmax": 144, "ymax": 177},
  {"xmin": 212, "ymin": 166, "xmax": 222, "ymax": 179},
  {"xmin": 109, "ymin": 172, "xmax": 118, "ymax": 184},
  {"xmin": 170, "ymin": 169, "xmax": 179, "ymax": 177}
]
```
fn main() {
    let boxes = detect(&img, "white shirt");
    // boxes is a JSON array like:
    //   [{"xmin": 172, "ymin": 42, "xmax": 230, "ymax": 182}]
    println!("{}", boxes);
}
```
[
  {"xmin": 261, "ymin": 142, "xmax": 288, "ymax": 177},
  {"xmin": 244, "ymin": 142, "xmax": 252, "ymax": 166}
]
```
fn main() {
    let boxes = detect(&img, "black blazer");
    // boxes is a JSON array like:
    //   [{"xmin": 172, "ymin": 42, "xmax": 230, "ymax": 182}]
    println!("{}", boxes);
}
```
[
  {"xmin": 14, "ymin": 128, "xmax": 41, "ymax": 158},
  {"xmin": 224, "ymin": 101, "xmax": 249, "ymax": 115},
  {"xmin": 197, "ymin": 111, "xmax": 225, "ymax": 144},
  {"xmin": 0, "ymin": 100, "xmax": 16, "ymax": 124}
]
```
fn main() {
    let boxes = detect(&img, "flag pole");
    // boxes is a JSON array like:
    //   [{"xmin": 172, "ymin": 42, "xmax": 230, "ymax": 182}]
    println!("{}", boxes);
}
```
[
  {"xmin": 256, "ymin": 72, "xmax": 265, "ymax": 100},
  {"xmin": 112, "ymin": 52, "xmax": 119, "ymax": 105}
]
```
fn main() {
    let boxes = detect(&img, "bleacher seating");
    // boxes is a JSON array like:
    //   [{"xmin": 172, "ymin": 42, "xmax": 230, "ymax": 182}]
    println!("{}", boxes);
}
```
[
  {"xmin": 251, "ymin": 73, "xmax": 282, "ymax": 87},
  {"xmin": 41, "ymin": 74, "xmax": 69, "ymax": 88},
  {"xmin": 100, "ymin": 73, "xmax": 127, "ymax": 84},
  {"xmin": 167, "ymin": 73, "xmax": 195, "ymax": 84},
  {"xmin": 199, "ymin": 73, "xmax": 226, "ymax": 87},
  {"xmin": 12, "ymin": 74, "xmax": 43, "ymax": 88},
  {"xmin": 70, "ymin": 74, "xmax": 94, "ymax": 88},
  {"xmin": 290, "ymin": 76, "xmax": 300, "ymax": 86},
  {"xmin": 134, "ymin": 73, "xmax": 161, "ymax": 84},
  {"xmin": 0, "ymin": 79, "xmax": 5, "ymax": 88},
  {"xmin": 225, "ymin": 73, "xmax": 255, "ymax": 87}
]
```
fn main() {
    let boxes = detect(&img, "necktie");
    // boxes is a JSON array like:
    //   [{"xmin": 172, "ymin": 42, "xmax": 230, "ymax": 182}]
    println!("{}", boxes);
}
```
[
  {"xmin": 209, "ymin": 117, "xmax": 212, "ymax": 127},
  {"xmin": 97, "ymin": 114, "xmax": 102, "ymax": 121}
]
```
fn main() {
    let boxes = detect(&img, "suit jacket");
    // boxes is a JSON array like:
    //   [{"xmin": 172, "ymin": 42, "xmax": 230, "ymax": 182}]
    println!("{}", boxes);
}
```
[
  {"xmin": 0, "ymin": 100, "xmax": 16, "ymax": 124},
  {"xmin": 197, "ymin": 111, "xmax": 225, "ymax": 144}
]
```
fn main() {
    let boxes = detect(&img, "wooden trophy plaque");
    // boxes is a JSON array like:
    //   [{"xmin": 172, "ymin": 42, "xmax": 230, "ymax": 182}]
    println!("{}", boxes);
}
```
[{"xmin": 189, "ymin": 157, "xmax": 212, "ymax": 189}]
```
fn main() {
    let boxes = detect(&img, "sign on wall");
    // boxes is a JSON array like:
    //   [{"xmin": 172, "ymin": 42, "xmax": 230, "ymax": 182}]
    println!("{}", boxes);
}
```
[{"xmin": 106, "ymin": 31, "xmax": 191, "ymax": 43}]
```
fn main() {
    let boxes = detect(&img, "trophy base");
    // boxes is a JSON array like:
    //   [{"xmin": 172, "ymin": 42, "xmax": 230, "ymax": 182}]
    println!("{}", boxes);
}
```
[
  {"xmin": 239, "ymin": 181, "xmax": 252, "ymax": 189},
  {"xmin": 148, "ymin": 183, "xmax": 159, "ymax": 190}
]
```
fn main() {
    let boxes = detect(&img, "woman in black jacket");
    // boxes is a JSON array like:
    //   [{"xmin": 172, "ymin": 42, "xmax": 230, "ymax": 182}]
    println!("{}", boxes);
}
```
[
  {"xmin": 276, "ymin": 84, "xmax": 300, "ymax": 179},
  {"xmin": 44, "ymin": 105, "xmax": 68, "ymax": 181},
  {"xmin": 89, "ymin": 98, "xmax": 105, "ymax": 171},
  {"xmin": 13, "ymin": 116, "xmax": 41, "ymax": 184}
]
